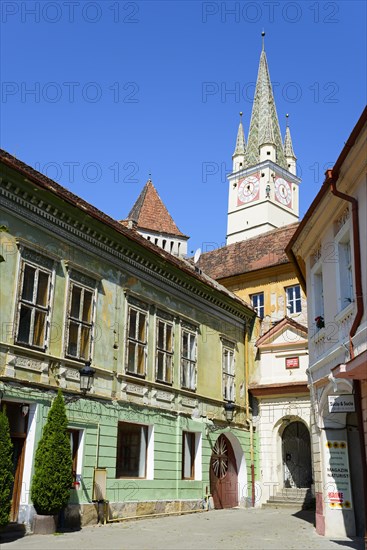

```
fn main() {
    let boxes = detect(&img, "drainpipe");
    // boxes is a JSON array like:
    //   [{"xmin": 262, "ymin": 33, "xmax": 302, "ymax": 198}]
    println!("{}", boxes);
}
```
[
  {"xmin": 326, "ymin": 169, "xmax": 364, "ymax": 360},
  {"xmin": 245, "ymin": 323, "xmax": 255, "ymax": 507},
  {"xmin": 327, "ymin": 168, "xmax": 367, "ymax": 544}
]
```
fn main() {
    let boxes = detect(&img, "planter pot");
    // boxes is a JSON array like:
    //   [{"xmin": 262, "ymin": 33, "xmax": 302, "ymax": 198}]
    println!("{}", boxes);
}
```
[{"xmin": 32, "ymin": 514, "xmax": 58, "ymax": 535}]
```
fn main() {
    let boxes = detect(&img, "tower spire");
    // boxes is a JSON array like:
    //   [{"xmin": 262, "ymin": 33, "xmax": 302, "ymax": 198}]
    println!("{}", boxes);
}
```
[
  {"xmin": 284, "ymin": 114, "xmax": 297, "ymax": 174},
  {"xmin": 233, "ymin": 112, "xmax": 246, "ymax": 155},
  {"xmin": 232, "ymin": 112, "xmax": 246, "ymax": 172},
  {"xmin": 244, "ymin": 37, "xmax": 287, "ymax": 169}
]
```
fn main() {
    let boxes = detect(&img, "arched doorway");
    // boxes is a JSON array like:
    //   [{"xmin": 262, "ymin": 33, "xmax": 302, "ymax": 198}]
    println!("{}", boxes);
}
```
[
  {"xmin": 210, "ymin": 434, "xmax": 238, "ymax": 508},
  {"xmin": 282, "ymin": 421, "xmax": 312, "ymax": 488}
]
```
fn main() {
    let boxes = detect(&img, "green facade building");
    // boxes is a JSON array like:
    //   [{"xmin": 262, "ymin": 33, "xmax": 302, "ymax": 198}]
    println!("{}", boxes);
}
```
[{"xmin": 0, "ymin": 150, "xmax": 256, "ymax": 529}]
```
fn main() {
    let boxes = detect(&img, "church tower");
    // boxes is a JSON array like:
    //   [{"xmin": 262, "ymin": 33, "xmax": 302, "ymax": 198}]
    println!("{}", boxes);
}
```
[{"xmin": 226, "ymin": 35, "xmax": 301, "ymax": 244}]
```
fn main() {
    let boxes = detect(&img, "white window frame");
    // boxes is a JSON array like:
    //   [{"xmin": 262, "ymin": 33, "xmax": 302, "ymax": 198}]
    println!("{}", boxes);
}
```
[
  {"xmin": 311, "ymin": 260, "xmax": 324, "ymax": 331},
  {"xmin": 115, "ymin": 422, "xmax": 153, "ymax": 479},
  {"xmin": 285, "ymin": 284, "xmax": 302, "ymax": 315},
  {"xmin": 181, "ymin": 323, "xmax": 197, "ymax": 391},
  {"xmin": 125, "ymin": 303, "xmax": 148, "ymax": 377},
  {"xmin": 182, "ymin": 431, "xmax": 202, "ymax": 481},
  {"xmin": 250, "ymin": 292, "xmax": 264, "ymax": 318},
  {"xmin": 65, "ymin": 272, "xmax": 97, "ymax": 362},
  {"xmin": 15, "ymin": 252, "xmax": 54, "ymax": 350},
  {"xmin": 68, "ymin": 428, "xmax": 85, "ymax": 489},
  {"xmin": 222, "ymin": 342, "xmax": 235, "ymax": 401},
  {"xmin": 155, "ymin": 314, "xmax": 174, "ymax": 384},
  {"xmin": 336, "ymin": 225, "xmax": 354, "ymax": 312}
]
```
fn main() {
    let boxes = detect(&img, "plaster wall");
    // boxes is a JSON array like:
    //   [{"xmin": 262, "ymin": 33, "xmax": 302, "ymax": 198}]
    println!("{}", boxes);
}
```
[{"xmin": 253, "ymin": 395, "xmax": 311, "ymax": 506}]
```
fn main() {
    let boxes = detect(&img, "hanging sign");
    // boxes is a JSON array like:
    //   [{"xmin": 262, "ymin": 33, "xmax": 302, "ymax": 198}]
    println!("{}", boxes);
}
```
[
  {"xmin": 328, "ymin": 394, "xmax": 355, "ymax": 413},
  {"xmin": 324, "ymin": 439, "xmax": 353, "ymax": 510}
]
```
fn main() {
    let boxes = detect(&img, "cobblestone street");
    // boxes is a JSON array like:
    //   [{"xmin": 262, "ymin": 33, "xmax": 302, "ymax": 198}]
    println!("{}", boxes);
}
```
[{"xmin": 1, "ymin": 507, "xmax": 364, "ymax": 550}]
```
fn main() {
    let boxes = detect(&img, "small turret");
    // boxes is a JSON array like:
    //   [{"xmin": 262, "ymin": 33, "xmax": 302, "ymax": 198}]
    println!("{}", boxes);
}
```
[
  {"xmin": 232, "ymin": 112, "xmax": 246, "ymax": 172},
  {"xmin": 284, "ymin": 114, "xmax": 297, "ymax": 175}
]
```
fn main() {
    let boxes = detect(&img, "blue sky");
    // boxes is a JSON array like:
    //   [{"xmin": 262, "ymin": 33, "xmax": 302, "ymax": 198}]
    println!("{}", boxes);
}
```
[{"xmin": 1, "ymin": 0, "xmax": 366, "ymax": 254}]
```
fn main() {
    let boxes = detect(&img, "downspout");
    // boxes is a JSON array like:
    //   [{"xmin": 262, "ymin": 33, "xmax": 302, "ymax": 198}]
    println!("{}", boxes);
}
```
[
  {"xmin": 245, "ymin": 322, "xmax": 255, "ymax": 507},
  {"xmin": 327, "ymin": 168, "xmax": 367, "ymax": 544},
  {"xmin": 327, "ymin": 169, "xmax": 364, "ymax": 360}
]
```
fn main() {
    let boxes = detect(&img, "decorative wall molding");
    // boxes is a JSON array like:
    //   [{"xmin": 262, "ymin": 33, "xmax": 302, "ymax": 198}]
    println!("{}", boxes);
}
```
[{"xmin": 1, "ymin": 183, "xmax": 251, "ymax": 326}]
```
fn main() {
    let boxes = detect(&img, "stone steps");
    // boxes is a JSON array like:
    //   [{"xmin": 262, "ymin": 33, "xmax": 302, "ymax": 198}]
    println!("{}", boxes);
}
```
[{"xmin": 263, "ymin": 488, "xmax": 315, "ymax": 510}]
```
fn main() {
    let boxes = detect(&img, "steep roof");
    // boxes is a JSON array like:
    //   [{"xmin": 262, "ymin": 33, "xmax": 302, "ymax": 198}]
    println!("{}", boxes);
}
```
[
  {"xmin": 199, "ymin": 223, "xmax": 299, "ymax": 280},
  {"xmin": 125, "ymin": 180, "xmax": 188, "ymax": 238},
  {"xmin": 244, "ymin": 47, "xmax": 287, "ymax": 169},
  {"xmin": 284, "ymin": 125, "xmax": 296, "ymax": 159},
  {"xmin": 0, "ymin": 149, "xmax": 252, "ymax": 315},
  {"xmin": 233, "ymin": 113, "xmax": 246, "ymax": 157}
]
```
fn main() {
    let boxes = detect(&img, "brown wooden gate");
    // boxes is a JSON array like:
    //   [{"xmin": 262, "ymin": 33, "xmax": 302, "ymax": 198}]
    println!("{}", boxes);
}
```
[{"xmin": 210, "ymin": 434, "xmax": 238, "ymax": 508}]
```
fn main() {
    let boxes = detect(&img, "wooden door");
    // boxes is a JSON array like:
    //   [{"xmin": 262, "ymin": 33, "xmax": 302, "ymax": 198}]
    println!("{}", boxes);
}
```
[
  {"xmin": 210, "ymin": 435, "xmax": 238, "ymax": 508},
  {"xmin": 282, "ymin": 421, "xmax": 312, "ymax": 488},
  {"xmin": 1, "ymin": 402, "xmax": 28, "ymax": 523},
  {"xmin": 10, "ymin": 436, "xmax": 27, "ymax": 521}
]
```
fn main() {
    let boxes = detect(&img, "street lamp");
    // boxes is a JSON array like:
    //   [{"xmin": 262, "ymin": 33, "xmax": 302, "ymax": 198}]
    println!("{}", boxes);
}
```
[
  {"xmin": 206, "ymin": 401, "xmax": 236, "ymax": 434},
  {"xmin": 224, "ymin": 401, "xmax": 235, "ymax": 422},
  {"xmin": 79, "ymin": 361, "xmax": 96, "ymax": 395}
]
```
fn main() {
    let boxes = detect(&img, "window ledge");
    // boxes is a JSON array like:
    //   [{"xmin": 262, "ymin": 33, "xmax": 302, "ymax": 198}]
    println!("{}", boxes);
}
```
[
  {"xmin": 335, "ymin": 302, "xmax": 355, "ymax": 323},
  {"xmin": 310, "ymin": 327, "xmax": 326, "ymax": 344}
]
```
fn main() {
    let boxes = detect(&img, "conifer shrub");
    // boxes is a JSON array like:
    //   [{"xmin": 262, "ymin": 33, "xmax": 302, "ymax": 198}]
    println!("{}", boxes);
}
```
[
  {"xmin": 31, "ymin": 390, "xmax": 73, "ymax": 516},
  {"xmin": 0, "ymin": 407, "xmax": 14, "ymax": 527}
]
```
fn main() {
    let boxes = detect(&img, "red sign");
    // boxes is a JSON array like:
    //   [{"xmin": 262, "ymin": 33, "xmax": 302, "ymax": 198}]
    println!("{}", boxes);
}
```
[{"xmin": 286, "ymin": 357, "xmax": 299, "ymax": 369}]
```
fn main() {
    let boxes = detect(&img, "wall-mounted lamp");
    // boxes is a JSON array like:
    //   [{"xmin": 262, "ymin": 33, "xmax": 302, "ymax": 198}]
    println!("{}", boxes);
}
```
[
  {"xmin": 79, "ymin": 361, "xmax": 96, "ymax": 395},
  {"xmin": 206, "ymin": 402, "xmax": 236, "ymax": 435},
  {"xmin": 65, "ymin": 361, "xmax": 96, "ymax": 403},
  {"xmin": 224, "ymin": 401, "xmax": 235, "ymax": 422}
]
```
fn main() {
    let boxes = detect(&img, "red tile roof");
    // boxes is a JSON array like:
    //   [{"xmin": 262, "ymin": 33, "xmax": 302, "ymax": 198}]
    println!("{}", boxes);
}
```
[
  {"xmin": 125, "ymin": 180, "xmax": 188, "ymax": 238},
  {"xmin": 0, "ymin": 149, "xmax": 252, "ymax": 314},
  {"xmin": 199, "ymin": 223, "xmax": 300, "ymax": 280}
]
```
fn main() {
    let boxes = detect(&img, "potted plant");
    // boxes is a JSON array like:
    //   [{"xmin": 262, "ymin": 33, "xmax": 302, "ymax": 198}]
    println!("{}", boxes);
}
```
[
  {"xmin": 31, "ymin": 390, "xmax": 72, "ymax": 534},
  {"xmin": 0, "ymin": 407, "xmax": 14, "ymax": 528},
  {"xmin": 315, "ymin": 316, "xmax": 325, "ymax": 330}
]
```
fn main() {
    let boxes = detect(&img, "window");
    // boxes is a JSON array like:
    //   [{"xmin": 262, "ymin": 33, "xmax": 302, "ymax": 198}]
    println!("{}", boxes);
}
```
[
  {"xmin": 66, "ymin": 273, "xmax": 96, "ymax": 361},
  {"xmin": 222, "ymin": 343, "xmax": 235, "ymax": 401},
  {"xmin": 251, "ymin": 292, "xmax": 264, "ymax": 318},
  {"xmin": 126, "ymin": 304, "xmax": 148, "ymax": 376},
  {"xmin": 156, "ymin": 316, "xmax": 174, "ymax": 384},
  {"xmin": 181, "ymin": 325, "xmax": 197, "ymax": 391},
  {"xmin": 286, "ymin": 285, "xmax": 302, "ymax": 314},
  {"xmin": 15, "ymin": 254, "xmax": 53, "ymax": 349},
  {"xmin": 338, "ymin": 238, "xmax": 353, "ymax": 308},
  {"xmin": 68, "ymin": 429, "xmax": 83, "ymax": 488},
  {"xmin": 116, "ymin": 423, "xmax": 147, "ymax": 478},
  {"xmin": 312, "ymin": 265, "xmax": 324, "ymax": 329},
  {"xmin": 182, "ymin": 432, "xmax": 195, "ymax": 479}
]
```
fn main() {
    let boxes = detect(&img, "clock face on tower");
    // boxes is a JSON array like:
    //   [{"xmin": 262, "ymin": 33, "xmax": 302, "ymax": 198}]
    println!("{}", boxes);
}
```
[
  {"xmin": 237, "ymin": 174, "xmax": 260, "ymax": 205},
  {"xmin": 274, "ymin": 177, "xmax": 292, "ymax": 207}
]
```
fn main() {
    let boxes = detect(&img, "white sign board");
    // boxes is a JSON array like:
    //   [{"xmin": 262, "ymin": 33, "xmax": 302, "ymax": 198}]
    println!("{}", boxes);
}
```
[
  {"xmin": 324, "ymin": 439, "xmax": 353, "ymax": 510},
  {"xmin": 328, "ymin": 394, "xmax": 355, "ymax": 413}
]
